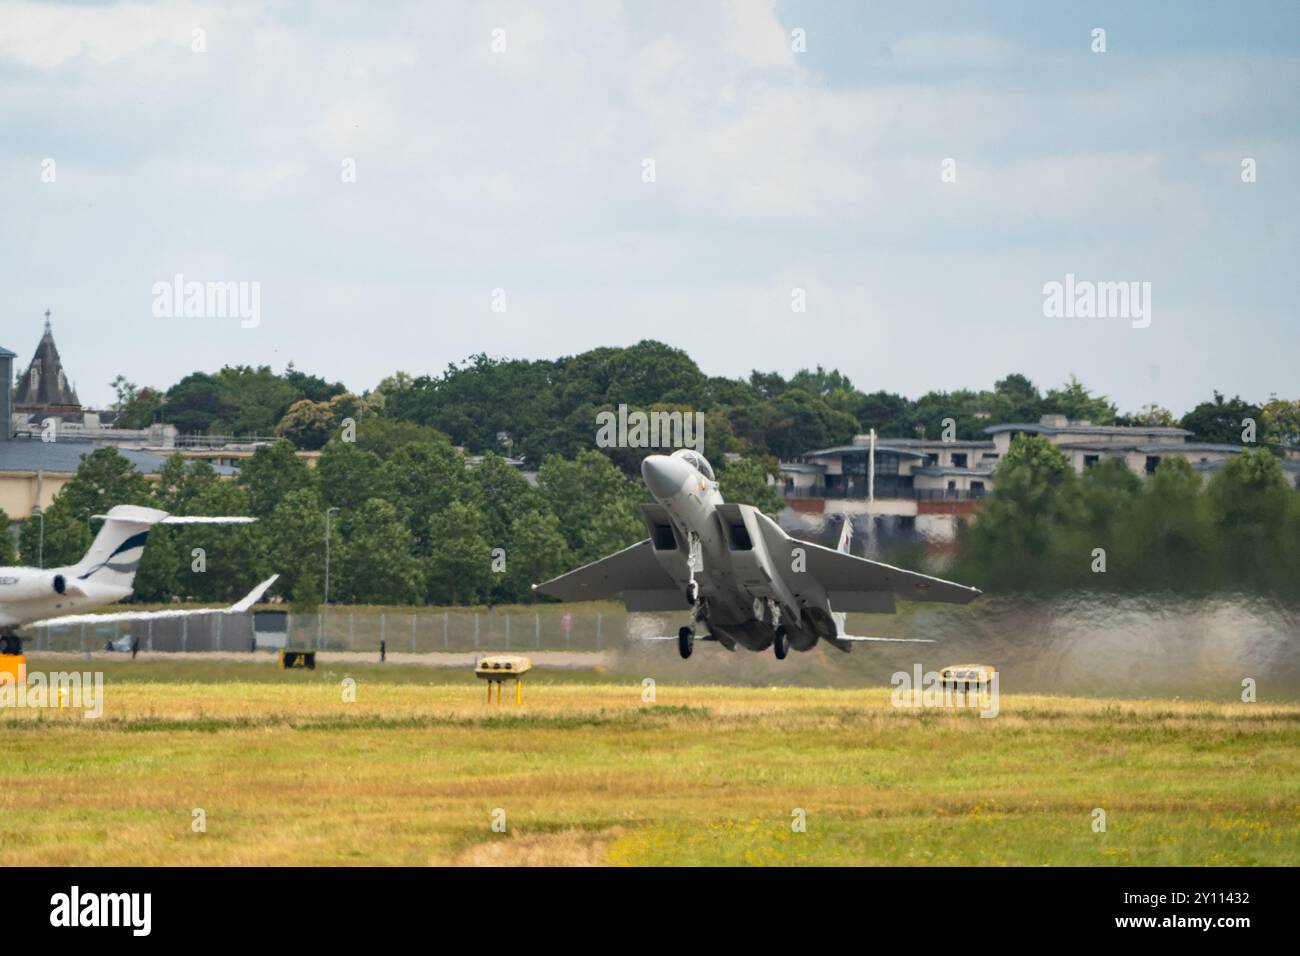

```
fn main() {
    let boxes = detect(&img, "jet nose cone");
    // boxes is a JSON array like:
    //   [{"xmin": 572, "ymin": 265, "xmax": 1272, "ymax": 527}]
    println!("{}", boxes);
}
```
[{"xmin": 642, "ymin": 454, "xmax": 686, "ymax": 499}]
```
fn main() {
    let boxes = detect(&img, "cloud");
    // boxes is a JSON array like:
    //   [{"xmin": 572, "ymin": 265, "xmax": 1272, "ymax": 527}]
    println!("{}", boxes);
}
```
[{"xmin": 0, "ymin": 0, "xmax": 1295, "ymax": 416}]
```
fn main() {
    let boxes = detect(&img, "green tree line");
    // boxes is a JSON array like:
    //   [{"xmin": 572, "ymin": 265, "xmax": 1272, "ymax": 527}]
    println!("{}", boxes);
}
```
[
  {"xmin": 954, "ymin": 437, "xmax": 1300, "ymax": 597},
  {"xmin": 8, "ymin": 438, "xmax": 782, "ymax": 609},
  {"xmin": 104, "ymin": 341, "xmax": 1298, "ymax": 467}
]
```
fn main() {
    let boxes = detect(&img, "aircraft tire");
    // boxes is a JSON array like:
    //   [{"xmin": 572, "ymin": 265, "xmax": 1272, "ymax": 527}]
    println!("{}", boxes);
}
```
[
  {"xmin": 678, "ymin": 626, "xmax": 694, "ymax": 660},
  {"xmin": 773, "ymin": 625, "xmax": 789, "ymax": 660}
]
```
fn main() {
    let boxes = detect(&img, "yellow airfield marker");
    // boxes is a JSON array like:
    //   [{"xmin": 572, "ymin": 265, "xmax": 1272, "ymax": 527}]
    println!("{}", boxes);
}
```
[{"xmin": 475, "ymin": 655, "xmax": 532, "ymax": 705}]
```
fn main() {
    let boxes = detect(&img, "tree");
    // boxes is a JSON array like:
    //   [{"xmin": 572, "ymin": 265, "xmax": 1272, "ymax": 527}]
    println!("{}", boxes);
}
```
[
  {"xmin": 501, "ymin": 509, "xmax": 571, "ymax": 602},
  {"xmin": 351, "ymin": 417, "xmax": 450, "ymax": 458},
  {"xmin": 992, "ymin": 374, "xmax": 1043, "ymax": 423},
  {"xmin": 166, "ymin": 474, "xmax": 267, "ymax": 601},
  {"xmin": 317, "ymin": 441, "xmax": 392, "ymax": 515},
  {"xmin": 1260, "ymin": 398, "xmax": 1300, "ymax": 449},
  {"xmin": 1179, "ymin": 391, "xmax": 1259, "ymax": 445},
  {"xmin": 388, "ymin": 440, "xmax": 473, "ymax": 553},
  {"xmin": 426, "ymin": 500, "xmax": 493, "ymax": 604},
  {"xmin": 0, "ymin": 509, "xmax": 14, "ymax": 565},
  {"xmin": 336, "ymin": 498, "xmax": 424, "ymax": 604},
  {"xmin": 1126, "ymin": 456, "xmax": 1214, "ymax": 590},
  {"xmin": 164, "ymin": 372, "xmax": 238, "ymax": 434},
  {"xmin": 1121, "ymin": 403, "xmax": 1178, "ymax": 427},
  {"xmin": 213, "ymin": 365, "xmax": 304, "ymax": 435},
  {"xmin": 537, "ymin": 450, "xmax": 644, "ymax": 564},
  {"xmin": 1042, "ymin": 376, "xmax": 1117, "ymax": 424},
  {"xmin": 855, "ymin": 390, "xmax": 913, "ymax": 436},
  {"xmin": 716, "ymin": 457, "xmax": 784, "ymax": 515},
  {"xmin": 237, "ymin": 441, "xmax": 315, "ymax": 520},
  {"xmin": 51, "ymin": 447, "xmax": 153, "ymax": 522},
  {"xmin": 1207, "ymin": 449, "xmax": 1292, "ymax": 592},
  {"xmin": 283, "ymin": 363, "xmax": 347, "ymax": 403},
  {"xmin": 956, "ymin": 436, "xmax": 1080, "ymax": 589},
  {"xmin": 471, "ymin": 453, "xmax": 539, "ymax": 547},
  {"xmin": 275, "ymin": 392, "xmax": 371, "ymax": 450},
  {"xmin": 109, "ymin": 376, "xmax": 163, "ymax": 429},
  {"xmin": 18, "ymin": 505, "xmax": 89, "ymax": 569},
  {"xmin": 265, "ymin": 487, "xmax": 334, "ymax": 609}
]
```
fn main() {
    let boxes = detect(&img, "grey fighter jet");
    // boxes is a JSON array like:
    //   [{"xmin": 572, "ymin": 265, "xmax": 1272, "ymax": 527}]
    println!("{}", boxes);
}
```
[{"xmin": 533, "ymin": 449, "xmax": 981, "ymax": 659}]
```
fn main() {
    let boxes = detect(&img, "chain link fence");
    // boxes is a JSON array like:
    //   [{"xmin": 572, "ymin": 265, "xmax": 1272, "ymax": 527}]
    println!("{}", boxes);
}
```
[{"xmin": 29, "ymin": 608, "xmax": 629, "ymax": 654}]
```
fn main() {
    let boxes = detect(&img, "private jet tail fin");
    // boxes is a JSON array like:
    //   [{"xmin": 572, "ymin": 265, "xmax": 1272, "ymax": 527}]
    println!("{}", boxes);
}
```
[{"xmin": 69, "ymin": 505, "xmax": 169, "ymax": 591}]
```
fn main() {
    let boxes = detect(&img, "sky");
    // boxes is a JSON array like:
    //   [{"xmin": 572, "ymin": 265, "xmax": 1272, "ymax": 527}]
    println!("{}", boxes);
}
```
[{"xmin": 1, "ymin": 0, "xmax": 1297, "ymax": 415}]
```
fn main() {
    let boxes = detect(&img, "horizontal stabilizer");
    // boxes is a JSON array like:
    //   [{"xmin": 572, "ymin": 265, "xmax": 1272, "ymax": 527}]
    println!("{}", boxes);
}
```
[{"xmin": 159, "ymin": 515, "xmax": 258, "ymax": 525}]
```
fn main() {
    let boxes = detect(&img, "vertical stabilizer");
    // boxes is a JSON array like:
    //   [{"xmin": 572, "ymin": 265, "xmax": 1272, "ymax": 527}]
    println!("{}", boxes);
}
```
[{"xmin": 68, "ymin": 505, "xmax": 168, "ymax": 591}]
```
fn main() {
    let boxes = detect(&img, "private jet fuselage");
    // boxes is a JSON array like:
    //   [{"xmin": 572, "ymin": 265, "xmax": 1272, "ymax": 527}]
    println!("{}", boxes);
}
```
[{"xmin": 0, "ymin": 566, "xmax": 129, "ymax": 631}]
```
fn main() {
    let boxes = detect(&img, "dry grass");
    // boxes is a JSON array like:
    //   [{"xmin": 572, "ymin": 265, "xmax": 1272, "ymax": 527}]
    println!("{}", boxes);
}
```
[{"xmin": 2, "ymin": 668, "xmax": 1297, "ymax": 866}]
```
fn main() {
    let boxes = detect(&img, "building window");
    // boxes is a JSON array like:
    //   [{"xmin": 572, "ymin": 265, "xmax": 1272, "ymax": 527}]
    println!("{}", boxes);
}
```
[
  {"xmin": 971, "ymin": 481, "xmax": 985, "ymax": 495},
  {"xmin": 1084, "ymin": 454, "xmax": 1100, "ymax": 468},
  {"xmin": 924, "ymin": 453, "xmax": 939, "ymax": 466},
  {"xmin": 1145, "ymin": 455, "xmax": 1161, "ymax": 475},
  {"xmin": 952, "ymin": 453, "xmax": 968, "ymax": 468}
]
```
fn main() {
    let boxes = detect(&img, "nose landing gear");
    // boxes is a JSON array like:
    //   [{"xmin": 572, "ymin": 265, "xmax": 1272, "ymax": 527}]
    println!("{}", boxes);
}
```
[
  {"xmin": 773, "ymin": 625, "xmax": 789, "ymax": 660},
  {"xmin": 0, "ymin": 632, "xmax": 22, "ymax": 656},
  {"xmin": 678, "ymin": 626, "xmax": 694, "ymax": 660}
]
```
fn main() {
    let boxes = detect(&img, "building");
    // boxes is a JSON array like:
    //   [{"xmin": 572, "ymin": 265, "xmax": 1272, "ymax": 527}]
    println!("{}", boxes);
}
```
[
  {"xmin": 0, "ymin": 343, "xmax": 14, "ymax": 437},
  {"xmin": 0, "ymin": 317, "xmax": 235, "ymax": 521},
  {"xmin": 13, "ymin": 310, "xmax": 81, "ymax": 421},
  {"xmin": 778, "ymin": 413, "xmax": 1294, "ymax": 551}
]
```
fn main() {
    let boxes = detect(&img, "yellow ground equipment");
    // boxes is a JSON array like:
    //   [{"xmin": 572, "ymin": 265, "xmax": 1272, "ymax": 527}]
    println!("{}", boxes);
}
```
[
  {"xmin": 475, "ymin": 655, "xmax": 532, "ymax": 705},
  {"xmin": 0, "ymin": 655, "xmax": 25, "ymax": 686}
]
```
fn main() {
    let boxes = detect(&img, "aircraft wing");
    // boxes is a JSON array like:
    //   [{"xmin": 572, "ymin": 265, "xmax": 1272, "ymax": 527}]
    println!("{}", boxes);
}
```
[
  {"xmin": 533, "ymin": 540, "xmax": 683, "ymax": 611},
  {"xmin": 756, "ymin": 515, "xmax": 981, "ymax": 608},
  {"xmin": 29, "ymin": 575, "xmax": 279, "ymax": 628}
]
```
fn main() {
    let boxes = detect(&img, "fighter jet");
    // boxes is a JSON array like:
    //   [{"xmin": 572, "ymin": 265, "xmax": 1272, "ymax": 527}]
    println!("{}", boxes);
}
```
[
  {"xmin": 533, "ymin": 449, "xmax": 981, "ymax": 659},
  {"xmin": 0, "ymin": 504, "xmax": 276, "ymax": 654}
]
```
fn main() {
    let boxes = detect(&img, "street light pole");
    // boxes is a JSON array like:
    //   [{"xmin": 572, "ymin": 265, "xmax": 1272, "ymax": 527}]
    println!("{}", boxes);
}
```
[
  {"xmin": 324, "ymin": 506, "xmax": 340, "ymax": 606},
  {"xmin": 33, "ymin": 508, "xmax": 44, "ymax": 569},
  {"xmin": 321, "ymin": 507, "xmax": 340, "ymax": 651}
]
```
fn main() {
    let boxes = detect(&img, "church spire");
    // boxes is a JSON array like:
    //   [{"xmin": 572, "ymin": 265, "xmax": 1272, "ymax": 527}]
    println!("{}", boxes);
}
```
[{"xmin": 15, "ymin": 309, "xmax": 80, "ymax": 412}]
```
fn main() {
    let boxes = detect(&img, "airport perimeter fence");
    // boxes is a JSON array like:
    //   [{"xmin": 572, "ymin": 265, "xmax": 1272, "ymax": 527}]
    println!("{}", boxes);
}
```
[{"xmin": 29, "ymin": 608, "xmax": 634, "ymax": 655}]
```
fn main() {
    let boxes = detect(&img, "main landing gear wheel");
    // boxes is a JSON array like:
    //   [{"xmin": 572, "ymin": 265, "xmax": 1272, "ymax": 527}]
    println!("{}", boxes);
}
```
[
  {"xmin": 773, "ymin": 625, "xmax": 789, "ymax": 660},
  {"xmin": 685, "ymin": 580, "xmax": 699, "ymax": 606},
  {"xmin": 678, "ymin": 626, "xmax": 694, "ymax": 660},
  {"xmin": 0, "ymin": 634, "xmax": 21, "ymax": 656}
]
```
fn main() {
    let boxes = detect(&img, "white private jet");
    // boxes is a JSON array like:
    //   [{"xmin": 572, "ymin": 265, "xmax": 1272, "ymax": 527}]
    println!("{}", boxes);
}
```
[
  {"xmin": 534, "ymin": 449, "xmax": 981, "ymax": 659},
  {"xmin": 0, "ymin": 504, "xmax": 277, "ymax": 654}
]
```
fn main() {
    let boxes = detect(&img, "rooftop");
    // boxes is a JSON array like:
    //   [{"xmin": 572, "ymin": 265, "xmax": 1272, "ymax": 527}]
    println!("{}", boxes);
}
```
[{"xmin": 0, "ymin": 439, "xmax": 236, "ymax": 477}]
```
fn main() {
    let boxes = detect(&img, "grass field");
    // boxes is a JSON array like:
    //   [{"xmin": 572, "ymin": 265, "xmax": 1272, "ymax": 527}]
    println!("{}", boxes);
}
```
[{"xmin": 2, "ymin": 656, "xmax": 1298, "ymax": 866}]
